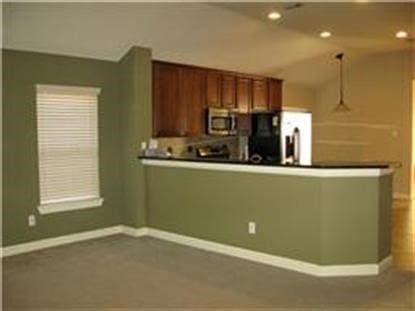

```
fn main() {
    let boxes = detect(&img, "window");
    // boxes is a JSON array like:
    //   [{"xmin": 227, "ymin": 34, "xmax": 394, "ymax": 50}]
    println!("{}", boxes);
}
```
[{"xmin": 36, "ymin": 84, "xmax": 103, "ymax": 214}]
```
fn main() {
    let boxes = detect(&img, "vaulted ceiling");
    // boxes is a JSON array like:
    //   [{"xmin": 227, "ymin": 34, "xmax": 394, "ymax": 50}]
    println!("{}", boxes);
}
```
[{"xmin": 3, "ymin": 2, "xmax": 414, "ymax": 86}]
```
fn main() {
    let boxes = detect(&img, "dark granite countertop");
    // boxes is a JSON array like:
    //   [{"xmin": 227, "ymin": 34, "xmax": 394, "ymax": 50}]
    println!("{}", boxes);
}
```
[{"xmin": 138, "ymin": 155, "xmax": 391, "ymax": 169}]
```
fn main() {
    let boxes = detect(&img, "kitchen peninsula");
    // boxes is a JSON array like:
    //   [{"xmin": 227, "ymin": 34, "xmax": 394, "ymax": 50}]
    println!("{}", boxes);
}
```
[
  {"xmin": 140, "ymin": 156, "xmax": 393, "ymax": 277},
  {"xmin": 143, "ymin": 57, "xmax": 394, "ymax": 277}
]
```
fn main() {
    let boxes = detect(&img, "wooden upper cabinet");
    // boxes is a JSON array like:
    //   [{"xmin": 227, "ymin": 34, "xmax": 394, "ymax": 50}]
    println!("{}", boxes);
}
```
[
  {"xmin": 221, "ymin": 75, "xmax": 236, "ymax": 109},
  {"xmin": 180, "ymin": 67, "xmax": 206, "ymax": 136},
  {"xmin": 236, "ymin": 77, "xmax": 252, "ymax": 114},
  {"xmin": 206, "ymin": 71, "xmax": 221, "ymax": 108},
  {"xmin": 153, "ymin": 62, "xmax": 185, "ymax": 137},
  {"xmin": 152, "ymin": 60, "xmax": 284, "ymax": 137},
  {"xmin": 252, "ymin": 79, "xmax": 268, "ymax": 112},
  {"xmin": 268, "ymin": 79, "xmax": 283, "ymax": 111},
  {"xmin": 153, "ymin": 61, "xmax": 206, "ymax": 137}
]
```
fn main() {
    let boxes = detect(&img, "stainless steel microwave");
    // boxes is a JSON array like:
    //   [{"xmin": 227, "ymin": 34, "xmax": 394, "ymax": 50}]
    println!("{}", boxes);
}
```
[{"xmin": 206, "ymin": 108, "xmax": 238, "ymax": 136}]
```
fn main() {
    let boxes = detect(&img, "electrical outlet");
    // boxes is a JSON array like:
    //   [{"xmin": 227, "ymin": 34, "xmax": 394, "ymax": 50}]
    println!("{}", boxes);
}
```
[
  {"xmin": 141, "ymin": 141, "xmax": 147, "ymax": 151},
  {"xmin": 248, "ymin": 221, "xmax": 256, "ymax": 235},
  {"xmin": 28, "ymin": 214, "xmax": 36, "ymax": 227}
]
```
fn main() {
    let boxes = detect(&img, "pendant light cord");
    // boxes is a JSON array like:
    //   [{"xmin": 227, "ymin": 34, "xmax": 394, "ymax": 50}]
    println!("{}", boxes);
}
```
[
  {"xmin": 336, "ymin": 53, "xmax": 344, "ymax": 104},
  {"xmin": 333, "ymin": 53, "xmax": 350, "ymax": 112},
  {"xmin": 340, "ymin": 56, "xmax": 344, "ymax": 103}
]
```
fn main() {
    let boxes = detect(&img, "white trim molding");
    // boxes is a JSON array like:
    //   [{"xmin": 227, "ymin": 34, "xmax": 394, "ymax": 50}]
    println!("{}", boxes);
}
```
[
  {"xmin": 38, "ymin": 197, "xmax": 104, "ymax": 215},
  {"xmin": 36, "ymin": 84, "xmax": 101, "ymax": 97},
  {"xmin": 378, "ymin": 256, "xmax": 393, "ymax": 274},
  {"xmin": 1, "ymin": 226, "xmax": 392, "ymax": 277},
  {"xmin": 1, "ymin": 225, "xmax": 123, "ymax": 257},
  {"xmin": 0, "ymin": 226, "xmax": 149, "ymax": 257},
  {"xmin": 146, "ymin": 228, "xmax": 392, "ymax": 277},
  {"xmin": 121, "ymin": 226, "xmax": 149, "ymax": 237},
  {"xmin": 142, "ymin": 159, "xmax": 393, "ymax": 178}
]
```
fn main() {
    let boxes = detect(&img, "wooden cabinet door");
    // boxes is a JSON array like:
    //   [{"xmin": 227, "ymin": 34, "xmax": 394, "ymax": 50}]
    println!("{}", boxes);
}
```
[
  {"xmin": 221, "ymin": 75, "xmax": 236, "ymax": 109},
  {"xmin": 180, "ymin": 67, "xmax": 206, "ymax": 136},
  {"xmin": 252, "ymin": 79, "xmax": 268, "ymax": 111},
  {"xmin": 153, "ymin": 61, "xmax": 284, "ymax": 137},
  {"xmin": 268, "ymin": 79, "xmax": 283, "ymax": 111},
  {"xmin": 153, "ymin": 62, "xmax": 185, "ymax": 137},
  {"xmin": 206, "ymin": 71, "xmax": 221, "ymax": 108},
  {"xmin": 236, "ymin": 77, "xmax": 252, "ymax": 113}
]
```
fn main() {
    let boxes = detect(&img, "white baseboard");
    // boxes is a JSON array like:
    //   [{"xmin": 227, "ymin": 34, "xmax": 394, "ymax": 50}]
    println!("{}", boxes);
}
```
[
  {"xmin": 378, "ymin": 255, "xmax": 393, "ymax": 273},
  {"xmin": 121, "ymin": 226, "xmax": 149, "ymax": 237},
  {"xmin": 147, "ymin": 228, "xmax": 392, "ymax": 277},
  {"xmin": 1, "ymin": 225, "xmax": 392, "ymax": 277},
  {"xmin": 1, "ymin": 225, "xmax": 151, "ymax": 257},
  {"xmin": 1, "ymin": 225, "xmax": 124, "ymax": 257}
]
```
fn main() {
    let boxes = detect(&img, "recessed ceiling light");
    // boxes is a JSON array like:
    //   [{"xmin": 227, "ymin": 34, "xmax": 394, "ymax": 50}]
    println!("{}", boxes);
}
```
[
  {"xmin": 396, "ymin": 31, "xmax": 408, "ymax": 39},
  {"xmin": 268, "ymin": 11, "xmax": 282, "ymax": 20},
  {"xmin": 320, "ymin": 31, "xmax": 332, "ymax": 38}
]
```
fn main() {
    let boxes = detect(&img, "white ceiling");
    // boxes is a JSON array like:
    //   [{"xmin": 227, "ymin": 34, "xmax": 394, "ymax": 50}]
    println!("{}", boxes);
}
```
[{"xmin": 3, "ymin": 2, "xmax": 414, "ymax": 86}]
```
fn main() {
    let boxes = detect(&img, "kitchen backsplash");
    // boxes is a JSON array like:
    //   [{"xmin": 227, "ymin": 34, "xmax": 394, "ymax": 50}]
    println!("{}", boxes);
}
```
[{"xmin": 154, "ymin": 135, "xmax": 244, "ymax": 159}]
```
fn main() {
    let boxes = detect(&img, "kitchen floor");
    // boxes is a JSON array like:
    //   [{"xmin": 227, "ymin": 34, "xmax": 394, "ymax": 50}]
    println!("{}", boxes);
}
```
[{"xmin": 3, "ymin": 217, "xmax": 415, "ymax": 311}]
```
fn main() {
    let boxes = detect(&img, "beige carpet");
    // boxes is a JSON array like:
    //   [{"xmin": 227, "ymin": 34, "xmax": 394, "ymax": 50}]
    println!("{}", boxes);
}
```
[{"xmin": 3, "ymin": 235, "xmax": 415, "ymax": 310}]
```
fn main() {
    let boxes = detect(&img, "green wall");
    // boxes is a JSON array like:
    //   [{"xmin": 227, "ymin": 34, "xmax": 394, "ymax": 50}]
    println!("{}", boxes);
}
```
[
  {"xmin": 2, "ymin": 46, "xmax": 392, "ymax": 266},
  {"xmin": 2, "ymin": 49, "xmax": 123, "ymax": 246},
  {"xmin": 2, "ymin": 47, "xmax": 152, "ymax": 246},
  {"xmin": 146, "ymin": 166, "xmax": 392, "ymax": 265},
  {"xmin": 119, "ymin": 47, "xmax": 152, "ymax": 228},
  {"xmin": 320, "ymin": 178, "xmax": 378, "ymax": 264},
  {"xmin": 377, "ymin": 175, "xmax": 393, "ymax": 260}
]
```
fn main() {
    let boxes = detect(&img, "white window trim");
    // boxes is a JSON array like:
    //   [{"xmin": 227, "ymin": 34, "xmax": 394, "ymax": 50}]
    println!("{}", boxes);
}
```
[
  {"xmin": 36, "ymin": 84, "xmax": 101, "ymax": 97},
  {"xmin": 38, "ymin": 197, "xmax": 104, "ymax": 215},
  {"xmin": 36, "ymin": 84, "xmax": 103, "ymax": 215}
]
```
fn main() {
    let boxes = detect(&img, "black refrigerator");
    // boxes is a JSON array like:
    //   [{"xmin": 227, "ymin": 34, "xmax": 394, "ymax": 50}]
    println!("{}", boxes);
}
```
[{"xmin": 248, "ymin": 112, "xmax": 280, "ymax": 164}]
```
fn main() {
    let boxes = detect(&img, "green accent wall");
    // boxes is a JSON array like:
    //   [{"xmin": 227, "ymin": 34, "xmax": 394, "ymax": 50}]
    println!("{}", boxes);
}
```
[
  {"xmin": 320, "ymin": 178, "xmax": 377, "ymax": 264},
  {"xmin": 146, "ymin": 166, "xmax": 392, "ymax": 265},
  {"xmin": 119, "ymin": 47, "xmax": 152, "ymax": 228},
  {"xmin": 2, "ymin": 49, "xmax": 124, "ymax": 246},
  {"xmin": 378, "ymin": 175, "xmax": 393, "ymax": 260},
  {"xmin": 2, "ymin": 47, "xmax": 152, "ymax": 247}
]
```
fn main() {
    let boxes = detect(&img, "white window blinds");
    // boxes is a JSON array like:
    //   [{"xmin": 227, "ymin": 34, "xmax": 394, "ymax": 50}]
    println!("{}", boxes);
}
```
[{"xmin": 36, "ymin": 84, "xmax": 103, "ymax": 214}]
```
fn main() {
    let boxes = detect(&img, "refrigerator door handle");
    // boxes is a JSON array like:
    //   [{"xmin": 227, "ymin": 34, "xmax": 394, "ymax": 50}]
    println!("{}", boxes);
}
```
[{"xmin": 293, "ymin": 127, "xmax": 300, "ymax": 164}]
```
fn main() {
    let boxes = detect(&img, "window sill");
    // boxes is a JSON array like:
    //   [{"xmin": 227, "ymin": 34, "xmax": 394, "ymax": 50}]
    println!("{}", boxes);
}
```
[{"xmin": 38, "ymin": 197, "xmax": 104, "ymax": 215}]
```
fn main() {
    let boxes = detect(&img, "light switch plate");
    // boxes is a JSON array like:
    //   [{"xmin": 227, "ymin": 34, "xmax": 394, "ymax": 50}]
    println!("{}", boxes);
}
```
[
  {"xmin": 248, "ymin": 222, "xmax": 256, "ymax": 234},
  {"xmin": 28, "ymin": 215, "xmax": 36, "ymax": 227}
]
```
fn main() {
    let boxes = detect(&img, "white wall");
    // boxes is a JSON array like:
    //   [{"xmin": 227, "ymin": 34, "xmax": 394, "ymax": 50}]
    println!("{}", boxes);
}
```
[{"xmin": 313, "ymin": 50, "xmax": 412, "ymax": 197}]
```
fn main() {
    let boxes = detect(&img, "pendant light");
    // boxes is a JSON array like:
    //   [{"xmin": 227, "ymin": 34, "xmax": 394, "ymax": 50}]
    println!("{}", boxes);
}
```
[{"xmin": 333, "ymin": 53, "xmax": 351, "ymax": 113}]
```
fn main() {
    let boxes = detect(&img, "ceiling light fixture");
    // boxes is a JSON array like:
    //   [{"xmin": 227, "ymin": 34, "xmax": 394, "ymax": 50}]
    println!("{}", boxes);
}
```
[
  {"xmin": 396, "ymin": 31, "xmax": 408, "ymax": 39},
  {"xmin": 268, "ymin": 11, "xmax": 282, "ymax": 20},
  {"xmin": 320, "ymin": 31, "xmax": 332, "ymax": 38},
  {"xmin": 333, "ymin": 53, "xmax": 351, "ymax": 113}
]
